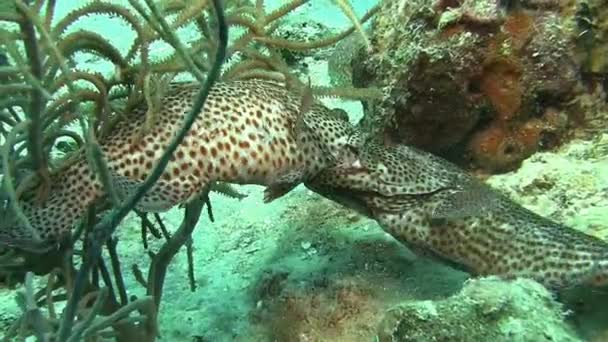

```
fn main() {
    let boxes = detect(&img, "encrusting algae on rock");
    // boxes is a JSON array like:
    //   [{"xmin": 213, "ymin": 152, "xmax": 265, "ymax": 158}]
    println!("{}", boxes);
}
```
[{"xmin": 344, "ymin": 0, "xmax": 608, "ymax": 173}]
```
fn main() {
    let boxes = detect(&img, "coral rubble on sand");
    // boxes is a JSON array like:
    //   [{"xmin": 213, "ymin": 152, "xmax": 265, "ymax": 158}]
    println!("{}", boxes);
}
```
[{"xmin": 376, "ymin": 277, "xmax": 580, "ymax": 342}]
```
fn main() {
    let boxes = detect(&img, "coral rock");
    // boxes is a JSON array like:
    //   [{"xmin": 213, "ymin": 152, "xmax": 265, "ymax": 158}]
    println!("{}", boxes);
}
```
[{"xmin": 349, "ymin": 0, "xmax": 586, "ymax": 172}]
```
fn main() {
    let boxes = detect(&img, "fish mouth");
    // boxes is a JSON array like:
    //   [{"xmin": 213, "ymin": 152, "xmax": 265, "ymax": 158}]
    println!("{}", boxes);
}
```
[
  {"xmin": 0, "ymin": 214, "xmax": 56, "ymax": 253},
  {"xmin": 2, "ymin": 238, "xmax": 57, "ymax": 253},
  {"xmin": 0, "ymin": 229, "xmax": 57, "ymax": 253},
  {"xmin": 304, "ymin": 182, "xmax": 374, "ymax": 218}
]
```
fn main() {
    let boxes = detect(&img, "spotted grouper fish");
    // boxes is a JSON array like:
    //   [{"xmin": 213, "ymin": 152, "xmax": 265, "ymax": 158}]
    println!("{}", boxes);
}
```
[
  {"xmin": 0, "ymin": 79, "xmax": 357, "ymax": 251},
  {"xmin": 305, "ymin": 138, "xmax": 608, "ymax": 289}
]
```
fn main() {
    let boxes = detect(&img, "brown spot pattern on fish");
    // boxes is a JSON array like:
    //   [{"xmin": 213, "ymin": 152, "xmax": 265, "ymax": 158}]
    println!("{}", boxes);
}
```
[
  {"xmin": 1, "ymin": 80, "xmax": 350, "ymax": 251},
  {"xmin": 262, "ymin": 86, "xmax": 359, "ymax": 202},
  {"xmin": 306, "ymin": 140, "xmax": 608, "ymax": 289}
]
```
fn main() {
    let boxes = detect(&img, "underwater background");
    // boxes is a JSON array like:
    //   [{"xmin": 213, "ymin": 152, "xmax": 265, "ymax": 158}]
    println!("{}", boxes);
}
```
[{"xmin": 0, "ymin": 0, "xmax": 607, "ymax": 341}]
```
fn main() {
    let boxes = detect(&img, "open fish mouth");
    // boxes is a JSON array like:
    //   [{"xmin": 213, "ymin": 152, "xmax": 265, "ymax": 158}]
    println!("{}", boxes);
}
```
[
  {"xmin": 305, "ymin": 180, "xmax": 374, "ymax": 219},
  {"xmin": 0, "ymin": 206, "xmax": 58, "ymax": 253}
]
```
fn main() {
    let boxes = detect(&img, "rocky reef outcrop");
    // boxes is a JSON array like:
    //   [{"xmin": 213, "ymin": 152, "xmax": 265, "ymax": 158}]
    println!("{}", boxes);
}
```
[{"xmin": 340, "ymin": 0, "xmax": 608, "ymax": 172}]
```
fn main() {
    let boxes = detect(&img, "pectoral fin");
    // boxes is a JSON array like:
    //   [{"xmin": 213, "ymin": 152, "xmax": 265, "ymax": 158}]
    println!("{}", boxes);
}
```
[
  {"xmin": 430, "ymin": 185, "xmax": 501, "ymax": 220},
  {"xmin": 263, "ymin": 170, "xmax": 305, "ymax": 203},
  {"xmin": 263, "ymin": 183, "xmax": 299, "ymax": 203}
]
